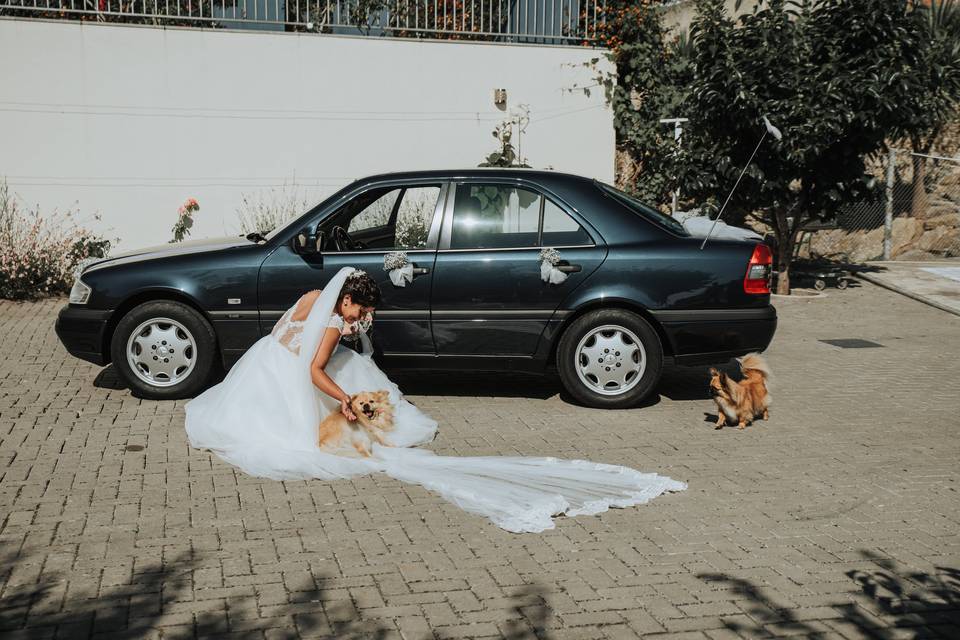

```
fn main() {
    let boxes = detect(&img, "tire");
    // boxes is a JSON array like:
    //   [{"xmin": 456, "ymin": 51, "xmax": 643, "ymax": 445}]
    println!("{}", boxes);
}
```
[
  {"xmin": 110, "ymin": 300, "xmax": 218, "ymax": 400},
  {"xmin": 814, "ymin": 278, "xmax": 827, "ymax": 291},
  {"xmin": 556, "ymin": 308, "xmax": 663, "ymax": 409},
  {"xmin": 836, "ymin": 278, "xmax": 849, "ymax": 290}
]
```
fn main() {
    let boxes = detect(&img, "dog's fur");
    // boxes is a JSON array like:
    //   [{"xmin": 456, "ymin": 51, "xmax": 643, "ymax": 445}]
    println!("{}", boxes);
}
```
[
  {"xmin": 317, "ymin": 390, "xmax": 395, "ymax": 457},
  {"xmin": 708, "ymin": 354, "xmax": 772, "ymax": 430}
]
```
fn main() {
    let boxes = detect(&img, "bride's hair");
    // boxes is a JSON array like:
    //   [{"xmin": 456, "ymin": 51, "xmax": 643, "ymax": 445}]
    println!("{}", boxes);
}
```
[{"xmin": 339, "ymin": 270, "xmax": 381, "ymax": 308}]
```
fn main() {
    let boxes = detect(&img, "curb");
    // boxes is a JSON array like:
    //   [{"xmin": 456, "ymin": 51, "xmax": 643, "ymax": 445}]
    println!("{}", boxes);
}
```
[{"xmin": 855, "ymin": 272, "xmax": 960, "ymax": 318}]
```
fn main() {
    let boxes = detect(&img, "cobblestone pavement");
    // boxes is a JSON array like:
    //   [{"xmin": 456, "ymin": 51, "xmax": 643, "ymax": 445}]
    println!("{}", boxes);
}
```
[{"xmin": 1, "ymin": 282, "xmax": 959, "ymax": 639}]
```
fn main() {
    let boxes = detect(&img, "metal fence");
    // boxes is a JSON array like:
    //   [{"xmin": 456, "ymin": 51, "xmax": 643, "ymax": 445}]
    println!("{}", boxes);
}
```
[
  {"xmin": 0, "ymin": 0, "xmax": 604, "ymax": 44},
  {"xmin": 794, "ymin": 149, "xmax": 960, "ymax": 264}
]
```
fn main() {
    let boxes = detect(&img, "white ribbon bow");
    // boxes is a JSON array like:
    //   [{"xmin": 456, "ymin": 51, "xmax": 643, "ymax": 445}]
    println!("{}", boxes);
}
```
[
  {"xmin": 540, "ymin": 260, "xmax": 568, "ymax": 285},
  {"xmin": 388, "ymin": 263, "xmax": 415, "ymax": 287}
]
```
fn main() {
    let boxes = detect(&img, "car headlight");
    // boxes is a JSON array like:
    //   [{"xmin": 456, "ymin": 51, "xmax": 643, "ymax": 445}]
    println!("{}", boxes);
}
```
[{"xmin": 69, "ymin": 277, "xmax": 91, "ymax": 304}]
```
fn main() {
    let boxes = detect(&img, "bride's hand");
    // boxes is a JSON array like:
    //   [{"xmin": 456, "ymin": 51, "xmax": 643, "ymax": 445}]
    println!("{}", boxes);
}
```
[{"xmin": 340, "ymin": 397, "xmax": 357, "ymax": 421}]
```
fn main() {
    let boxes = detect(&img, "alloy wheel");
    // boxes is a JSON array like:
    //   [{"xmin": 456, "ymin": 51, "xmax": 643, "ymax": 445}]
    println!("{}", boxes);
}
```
[
  {"xmin": 574, "ymin": 324, "xmax": 646, "ymax": 396},
  {"xmin": 126, "ymin": 317, "xmax": 197, "ymax": 388}
]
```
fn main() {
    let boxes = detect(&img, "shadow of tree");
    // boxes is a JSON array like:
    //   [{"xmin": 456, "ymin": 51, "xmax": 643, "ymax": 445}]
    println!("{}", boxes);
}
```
[
  {"xmin": 698, "ymin": 550, "xmax": 959, "ymax": 639},
  {"xmin": 0, "ymin": 543, "xmax": 555, "ymax": 639},
  {"xmin": 500, "ymin": 584, "xmax": 554, "ymax": 639}
]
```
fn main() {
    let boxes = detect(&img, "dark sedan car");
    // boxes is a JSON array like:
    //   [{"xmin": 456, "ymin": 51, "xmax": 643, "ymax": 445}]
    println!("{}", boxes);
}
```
[{"xmin": 56, "ymin": 169, "xmax": 776, "ymax": 408}]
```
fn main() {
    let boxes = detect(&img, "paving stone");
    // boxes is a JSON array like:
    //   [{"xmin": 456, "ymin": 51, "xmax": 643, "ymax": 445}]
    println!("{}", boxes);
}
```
[{"xmin": 1, "ymin": 284, "xmax": 959, "ymax": 638}]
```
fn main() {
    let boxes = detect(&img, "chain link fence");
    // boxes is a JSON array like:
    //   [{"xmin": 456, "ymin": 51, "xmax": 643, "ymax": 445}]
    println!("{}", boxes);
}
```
[{"xmin": 795, "ymin": 149, "xmax": 960, "ymax": 264}]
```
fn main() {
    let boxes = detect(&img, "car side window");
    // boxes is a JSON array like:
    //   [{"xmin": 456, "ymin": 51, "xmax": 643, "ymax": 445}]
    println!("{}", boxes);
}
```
[
  {"xmin": 450, "ymin": 184, "xmax": 542, "ymax": 249},
  {"xmin": 330, "ymin": 184, "xmax": 441, "ymax": 251},
  {"xmin": 394, "ymin": 186, "xmax": 440, "ymax": 250},
  {"xmin": 542, "ymin": 198, "xmax": 591, "ymax": 246},
  {"xmin": 348, "ymin": 189, "xmax": 400, "ymax": 233}
]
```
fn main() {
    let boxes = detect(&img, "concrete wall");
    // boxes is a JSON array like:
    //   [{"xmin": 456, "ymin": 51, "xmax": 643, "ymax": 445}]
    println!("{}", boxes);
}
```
[
  {"xmin": 660, "ymin": 0, "xmax": 762, "ymax": 36},
  {"xmin": 0, "ymin": 19, "xmax": 614, "ymax": 250}
]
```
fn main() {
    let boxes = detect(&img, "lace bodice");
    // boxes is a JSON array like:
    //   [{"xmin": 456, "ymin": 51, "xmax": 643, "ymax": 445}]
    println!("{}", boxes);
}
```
[{"xmin": 271, "ymin": 292, "xmax": 345, "ymax": 356}]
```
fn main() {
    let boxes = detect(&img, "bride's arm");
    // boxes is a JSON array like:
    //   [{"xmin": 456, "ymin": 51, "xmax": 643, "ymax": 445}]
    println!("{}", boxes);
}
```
[{"xmin": 310, "ymin": 327, "xmax": 357, "ymax": 421}]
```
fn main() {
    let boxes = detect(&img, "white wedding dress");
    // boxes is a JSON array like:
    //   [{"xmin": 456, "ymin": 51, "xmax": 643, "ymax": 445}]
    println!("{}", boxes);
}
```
[{"xmin": 185, "ymin": 267, "xmax": 685, "ymax": 533}]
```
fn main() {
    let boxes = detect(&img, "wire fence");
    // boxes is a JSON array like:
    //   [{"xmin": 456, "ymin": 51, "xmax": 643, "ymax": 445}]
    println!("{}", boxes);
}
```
[
  {"xmin": 0, "ymin": 0, "xmax": 605, "ymax": 44},
  {"xmin": 793, "ymin": 149, "xmax": 960, "ymax": 264}
]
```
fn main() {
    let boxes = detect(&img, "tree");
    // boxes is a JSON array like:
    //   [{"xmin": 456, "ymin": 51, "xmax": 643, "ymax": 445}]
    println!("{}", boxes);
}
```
[
  {"xmin": 894, "ymin": 0, "xmax": 960, "ymax": 218},
  {"xmin": 678, "ymin": 0, "xmax": 933, "ymax": 293}
]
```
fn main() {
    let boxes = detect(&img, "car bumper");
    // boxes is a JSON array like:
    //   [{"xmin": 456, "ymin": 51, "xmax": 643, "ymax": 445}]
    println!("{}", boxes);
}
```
[
  {"xmin": 55, "ymin": 305, "xmax": 112, "ymax": 366},
  {"xmin": 652, "ymin": 306, "xmax": 778, "ymax": 366}
]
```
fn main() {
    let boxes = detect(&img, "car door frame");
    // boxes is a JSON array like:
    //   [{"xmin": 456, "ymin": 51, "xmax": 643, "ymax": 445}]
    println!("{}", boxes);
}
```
[
  {"xmin": 257, "ymin": 178, "xmax": 450, "ymax": 356},
  {"xmin": 437, "ymin": 177, "xmax": 603, "ymax": 249},
  {"xmin": 429, "ymin": 176, "xmax": 605, "ymax": 363}
]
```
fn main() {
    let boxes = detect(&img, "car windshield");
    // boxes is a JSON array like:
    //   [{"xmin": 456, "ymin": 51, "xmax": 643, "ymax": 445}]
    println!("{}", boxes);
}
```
[
  {"xmin": 261, "ymin": 181, "xmax": 359, "ymax": 241},
  {"xmin": 595, "ymin": 182, "xmax": 689, "ymax": 237}
]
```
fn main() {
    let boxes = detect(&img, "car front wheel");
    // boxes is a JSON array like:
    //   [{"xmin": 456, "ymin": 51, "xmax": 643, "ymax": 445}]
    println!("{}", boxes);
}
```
[
  {"xmin": 557, "ymin": 309, "xmax": 663, "ymax": 409},
  {"xmin": 110, "ymin": 300, "xmax": 217, "ymax": 399}
]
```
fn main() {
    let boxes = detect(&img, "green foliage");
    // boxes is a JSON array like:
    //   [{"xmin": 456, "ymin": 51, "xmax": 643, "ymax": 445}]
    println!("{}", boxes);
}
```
[
  {"xmin": 685, "ymin": 0, "xmax": 915, "ymax": 211},
  {"xmin": 896, "ymin": 0, "xmax": 960, "ymax": 150},
  {"xmin": 479, "ymin": 121, "xmax": 532, "ymax": 168},
  {"xmin": 600, "ymin": 0, "xmax": 960, "ymax": 291},
  {"xmin": 598, "ymin": 1, "xmax": 694, "ymax": 205},
  {"xmin": 671, "ymin": 0, "xmax": 959, "ymax": 291}
]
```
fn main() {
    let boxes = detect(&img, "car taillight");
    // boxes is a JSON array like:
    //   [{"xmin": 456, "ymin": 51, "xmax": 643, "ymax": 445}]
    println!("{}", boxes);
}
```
[{"xmin": 744, "ymin": 244, "xmax": 773, "ymax": 294}]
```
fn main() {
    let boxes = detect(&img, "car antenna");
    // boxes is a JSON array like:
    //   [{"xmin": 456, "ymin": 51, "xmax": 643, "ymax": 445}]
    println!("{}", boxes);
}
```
[{"xmin": 700, "ymin": 116, "xmax": 782, "ymax": 250}]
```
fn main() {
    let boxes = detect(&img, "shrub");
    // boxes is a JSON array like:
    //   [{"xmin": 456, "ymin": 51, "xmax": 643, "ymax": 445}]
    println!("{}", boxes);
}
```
[
  {"xmin": 237, "ymin": 185, "xmax": 310, "ymax": 236},
  {"xmin": 0, "ymin": 180, "xmax": 113, "ymax": 301}
]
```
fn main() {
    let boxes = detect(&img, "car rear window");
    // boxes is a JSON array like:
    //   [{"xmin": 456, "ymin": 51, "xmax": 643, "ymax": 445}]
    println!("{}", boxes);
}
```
[{"xmin": 595, "ymin": 182, "xmax": 689, "ymax": 237}]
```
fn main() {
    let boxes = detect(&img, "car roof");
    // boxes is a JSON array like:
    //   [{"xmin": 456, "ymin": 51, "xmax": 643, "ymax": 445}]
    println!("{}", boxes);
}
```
[{"xmin": 358, "ymin": 168, "xmax": 599, "ymax": 185}]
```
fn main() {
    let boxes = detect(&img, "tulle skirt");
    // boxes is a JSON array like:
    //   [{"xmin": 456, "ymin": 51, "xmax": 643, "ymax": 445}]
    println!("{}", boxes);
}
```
[
  {"xmin": 185, "ymin": 336, "xmax": 436, "ymax": 480},
  {"xmin": 185, "ymin": 335, "xmax": 685, "ymax": 533}
]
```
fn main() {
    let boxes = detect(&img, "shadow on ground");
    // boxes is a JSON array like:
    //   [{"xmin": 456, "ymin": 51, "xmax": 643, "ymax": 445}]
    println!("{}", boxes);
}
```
[
  {"xmin": 92, "ymin": 364, "xmax": 127, "ymax": 391},
  {"xmin": 0, "ymin": 544, "xmax": 557, "ymax": 639},
  {"xmin": 698, "ymin": 550, "xmax": 959, "ymax": 639},
  {"xmin": 391, "ymin": 364, "xmax": 730, "ymax": 407}
]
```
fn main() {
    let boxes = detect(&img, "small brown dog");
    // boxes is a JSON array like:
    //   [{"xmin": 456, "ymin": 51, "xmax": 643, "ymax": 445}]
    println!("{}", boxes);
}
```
[
  {"xmin": 317, "ymin": 390, "xmax": 395, "ymax": 457},
  {"xmin": 708, "ymin": 354, "xmax": 771, "ymax": 430}
]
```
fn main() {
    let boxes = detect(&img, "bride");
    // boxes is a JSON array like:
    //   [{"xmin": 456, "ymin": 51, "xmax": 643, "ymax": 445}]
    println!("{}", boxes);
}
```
[{"xmin": 185, "ymin": 267, "xmax": 684, "ymax": 533}]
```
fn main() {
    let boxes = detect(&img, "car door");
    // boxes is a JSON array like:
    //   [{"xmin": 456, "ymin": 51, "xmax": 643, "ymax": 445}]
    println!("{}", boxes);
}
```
[
  {"xmin": 257, "ymin": 180, "xmax": 447, "ymax": 355},
  {"xmin": 430, "ymin": 180, "xmax": 606, "ymax": 357}
]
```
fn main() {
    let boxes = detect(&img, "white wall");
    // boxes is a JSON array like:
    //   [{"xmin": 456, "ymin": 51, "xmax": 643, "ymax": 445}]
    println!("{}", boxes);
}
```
[{"xmin": 0, "ymin": 19, "xmax": 615, "ymax": 251}]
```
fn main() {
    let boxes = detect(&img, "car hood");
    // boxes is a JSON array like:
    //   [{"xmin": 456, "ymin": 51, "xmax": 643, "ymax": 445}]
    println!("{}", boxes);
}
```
[{"xmin": 83, "ymin": 235, "xmax": 251, "ymax": 274}]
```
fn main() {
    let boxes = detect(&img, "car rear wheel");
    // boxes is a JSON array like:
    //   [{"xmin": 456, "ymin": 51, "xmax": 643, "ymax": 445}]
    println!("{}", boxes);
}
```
[
  {"xmin": 110, "ymin": 300, "xmax": 217, "ymax": 399},
  {"xmin": 557, "ymin": 309, "xmax": 663, "ymax": 409}
]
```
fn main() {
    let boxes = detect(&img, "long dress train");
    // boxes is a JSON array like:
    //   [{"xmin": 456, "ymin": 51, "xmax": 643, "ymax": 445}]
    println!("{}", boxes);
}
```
[{"xmin": 185, "ymin": 267, "xmax": 685, "ymax": 533}]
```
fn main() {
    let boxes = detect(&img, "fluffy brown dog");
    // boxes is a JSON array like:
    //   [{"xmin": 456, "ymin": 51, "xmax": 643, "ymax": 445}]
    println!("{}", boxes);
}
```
[
  {"xmin": 708, "ymin": 354, "xmax": 771, "ymax": 430},
  {"xmin": 317, "ymin": 390, "xmax": 395, "ymax": 457}
]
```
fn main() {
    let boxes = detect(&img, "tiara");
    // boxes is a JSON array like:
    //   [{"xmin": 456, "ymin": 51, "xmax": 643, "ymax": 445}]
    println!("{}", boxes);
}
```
[{"xmin": 346, "ymin": 269, "xmax": 369, "ymax": 282}]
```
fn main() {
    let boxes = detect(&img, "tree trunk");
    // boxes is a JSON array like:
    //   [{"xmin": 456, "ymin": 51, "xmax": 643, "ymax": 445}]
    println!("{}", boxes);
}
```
[
  {"xmin": 911, "ymin": 139, "xmax": 928, "ymax": 219},
  {"xmin": 775, "ymin": 229, "xmax": 794, "ymax": 295},
  {"xmin": 773, "ymin": 206, "xmax": 801, "ymax": 295}
]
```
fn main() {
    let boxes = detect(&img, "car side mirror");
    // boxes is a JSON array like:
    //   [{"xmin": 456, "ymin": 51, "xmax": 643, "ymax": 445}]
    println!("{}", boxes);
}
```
[{"xmin": 292, "ymin": 228, "xmax": 325, "ymax": 256}]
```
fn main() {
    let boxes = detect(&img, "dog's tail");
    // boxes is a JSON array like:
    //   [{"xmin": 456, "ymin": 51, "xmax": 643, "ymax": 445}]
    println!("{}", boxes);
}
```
[{"xmin": 738, "ymin": 353, "xmax": 772, "ymax": 382}]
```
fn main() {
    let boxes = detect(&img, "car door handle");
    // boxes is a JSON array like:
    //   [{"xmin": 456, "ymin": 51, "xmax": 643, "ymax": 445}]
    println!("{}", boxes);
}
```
[
  {"xmin": 556, "ymin": 263, "xmax": 582, "ymax": 273},
  {"xmin": 411, "ymin": 265, "xmax": 430, "ymax": 276}
]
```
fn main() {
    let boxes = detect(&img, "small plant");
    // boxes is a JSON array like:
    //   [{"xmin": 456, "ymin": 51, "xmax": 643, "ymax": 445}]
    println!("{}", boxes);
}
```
[
  {"xmin": 171, "ymin": 197, "xmax": 199, "ymax": 243},
  {"xmin": 479, "ymin": 120, "xmax": 532, "ymax": 168},
  {"xmin": 236, "ymin": 185, "xmax": 310, "ymax": 236},
  {"xmin": 0, "ymin": 179, "xmax": 113, "ymax": 301}
]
